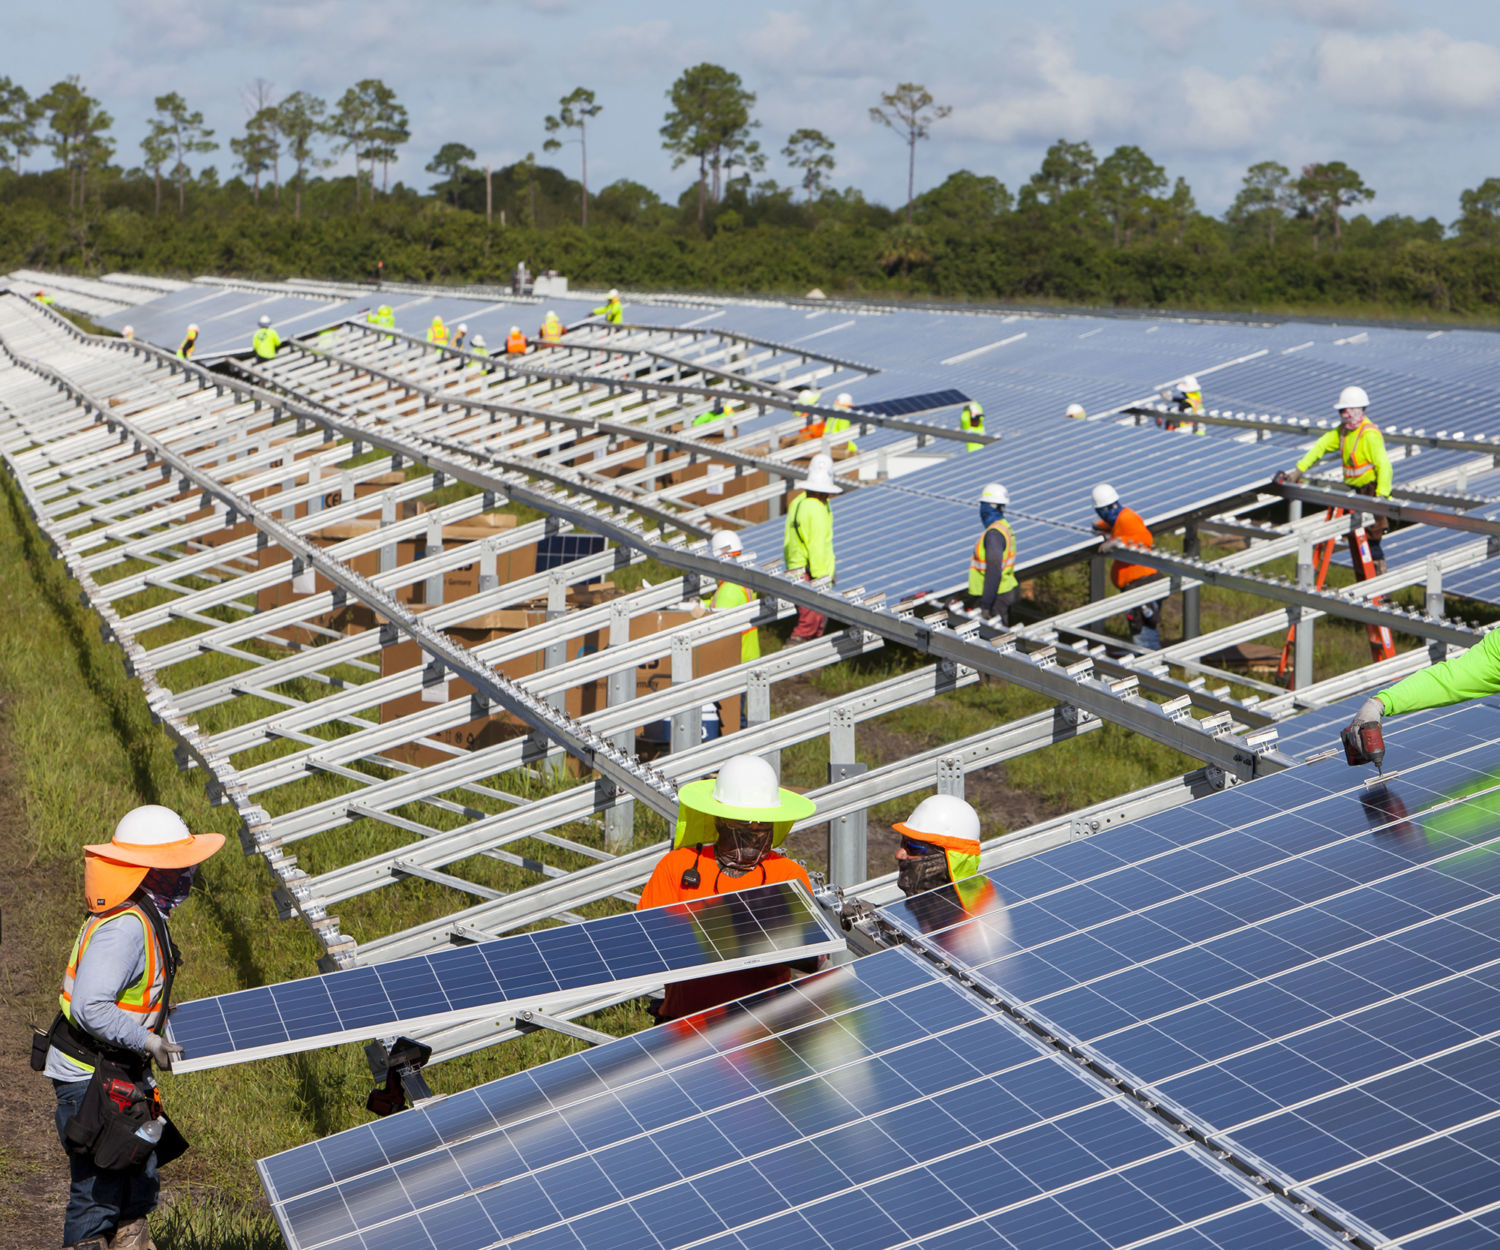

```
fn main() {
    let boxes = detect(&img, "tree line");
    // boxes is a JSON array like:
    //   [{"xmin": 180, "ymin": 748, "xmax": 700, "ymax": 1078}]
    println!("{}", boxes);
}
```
[{"xmin": 4, "ymin": 66, "xmax": 1500, "ymax": 319}]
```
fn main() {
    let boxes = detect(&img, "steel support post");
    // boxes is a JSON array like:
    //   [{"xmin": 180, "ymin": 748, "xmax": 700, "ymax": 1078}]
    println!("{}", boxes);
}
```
[
  {"xmin": 936, "ymin": 755, "xmax": 964, "ymax": 798},
  {"xmin": 669, "ymin": 633, "xmax": 700, "ymax": 752},
  {"xmin": 1090, "ymin": 552, "xmax": 1106, "ymax": 603},
  {"xmin": 424, "ymin": 516, "xmax": 444, "ymax": 606},
  {"xmin": 604, "ymin": 603, "xmax": 635, "ymax": 853},
  {"xmin": 1182, "ymin": 520, "xmax": 1201, "ymax": 641},
  {"xmin": 827, "ymin": 707, "xmax": 868, "ymax": 888},
  {"xmin": 746, "ymin": 669, "xmax": 775, "ymax": 779},
  {"xmin": 380, "ymin": 495, "xmax": 397, "ymax": 574},
  {"xmin": 1294, "ymin": 534, "xmax": 1315, "ymax": 691},
  {"xmin": 1427, "ymin": 557, "xmax": 1447, "ymax": 666}
]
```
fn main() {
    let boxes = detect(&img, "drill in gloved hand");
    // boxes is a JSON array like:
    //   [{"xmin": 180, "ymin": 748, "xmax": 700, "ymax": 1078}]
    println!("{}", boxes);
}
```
[{"xmin": 1342, "ymin": 696, "xmax": 1386, "ymax": 773}]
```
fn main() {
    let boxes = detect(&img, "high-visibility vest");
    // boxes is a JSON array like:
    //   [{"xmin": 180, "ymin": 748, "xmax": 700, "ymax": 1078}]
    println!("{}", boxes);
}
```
[
  {"xmin": 427, "ymin": 321, "xmax": 448, "ymax": 346},
  {"xmin": 1341, "ymin": 419, "xmax": 1379, "ymax": 486},
  {"xmin": 600, "ymin": 299, "xmax": 623, "ymax": 324},
  {"xmin": 59, "ymin": 904, "xmax": 169, "ymax": 1069},
  {"xmin": 253, "ymin": 327, "xmax": 280, "ymax": 359},
  {"xmin": 710, "ymin": 580, "xmax": 761, "ymax": 663},
  {"xmin": 969, "ymin": 518, "xmax": 1017, "ymax": 596},
  {"xmin": 960, "ymin": 403, "xmax": 985, "ymax": 452},
  {"xmin": 469, "ymin": 345, "xmax": 490, "ymax": 371},
  {"xmin": 176, "ymin": 334, "xmax": 196, "ymax": 360},
  {"xmin": 827, "ymin": 413, "xmax": 857, "ymax": 453},
  {"xmin": 693, "ymin": 407, "xmax": 726, "ymax": 426},
  {"xmin": 506, "ymin": 330, "xmax": 527, "ymax": 354},
  {"xmin": 540, "ymin": 318, "xmax": 563, "ymax": 343}
]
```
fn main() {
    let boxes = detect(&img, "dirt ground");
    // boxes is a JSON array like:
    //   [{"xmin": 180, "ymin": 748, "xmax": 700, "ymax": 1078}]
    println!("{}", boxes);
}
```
[{"xmin": 0, "ymin": 705, "xmax": 73, "ymax": 1249}]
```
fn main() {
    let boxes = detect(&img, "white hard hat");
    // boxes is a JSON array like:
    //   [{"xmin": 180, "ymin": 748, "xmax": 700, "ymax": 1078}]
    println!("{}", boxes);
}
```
[
  {"xmin": 1180, "ymin": 375, "xmax": 1201, "ymax": 392},
  {"xmin": 796, "ymin": 389, "xmax": 819, "ymax": 404},
  {"xmin": 188, "ymin": 323, "xmax": 199, "ymax": 333},
  {"xmin": 547, "ymin": 310, "xmax": 558, "ymax": 319},
  {"xmin": 457, "ymin": 322, "xmax": 468, "ymax": 333},
  {"xmin": 1065, "ymin": 402, "xmax": 1085, "ymax": 418},
  {"xmin": 805, "ymin": 454, "xmax": 842, "ymax": 495},
  {"xmin": 122, "ymin": 325, "xmax": 134, "ymax": 337},
  {"xmin": 258, "ymin": 314, "xmax": 271, "ymax": 327},
  {"xmin": 609, "ymin": 289, "xmax": 619, "ymax": 298},
  {"xmin": 510, "ymin": 325, "xmax": 521, "ymax": 334},
  {"xmin": 710, "ymin": 530, "xmax": 742, "ymax": 558},
  {"xmin": 1337, "ymin": 385, "xmax": 1370, "ymax": 410},
  {"xmin": 711, "ymin": 754, "xmax": 781, "ymax": 808},
  {"xmin": 835, "ymin": 393, "xmax": 853, "ymax": 409},
  {"xmin": 471, "ymin": 334, "xmax": 486, "ymax": 347},
  {"xmin": 1092, "ymin": 483, "xmax": 1119, "ymax": 509},
  {"xmin": 980, "ymin": 483, "xmax": 1009, "ymax": 506},
  {"xmin": 898, "ymin": 794, "xmax": 980, "ymax": 844}
]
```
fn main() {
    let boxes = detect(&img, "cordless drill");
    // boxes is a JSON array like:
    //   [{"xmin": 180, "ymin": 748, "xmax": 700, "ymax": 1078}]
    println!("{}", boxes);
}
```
[{"xmin": 1342, "ymin": 722, "xmax": 1386, "ymax": 774}]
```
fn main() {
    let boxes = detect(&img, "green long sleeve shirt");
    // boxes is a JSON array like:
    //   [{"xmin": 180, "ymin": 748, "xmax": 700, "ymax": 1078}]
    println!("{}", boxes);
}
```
[
  {"xmin": 1295, "ymin": 421, "xmax": 1393, "ymax": 496},
  {"xmin": 1378, "ymin": 629, "xmax": 1500, "ymax": 716},
  {"xmin": 783, "ymin": 492, "xmax": 834, "ymax": 580}
]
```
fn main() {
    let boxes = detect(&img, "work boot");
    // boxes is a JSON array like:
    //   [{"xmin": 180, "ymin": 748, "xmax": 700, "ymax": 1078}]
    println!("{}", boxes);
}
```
[{"xmin": 109, "ymin": 1218, "xmax": 158, "ymax": 1250}]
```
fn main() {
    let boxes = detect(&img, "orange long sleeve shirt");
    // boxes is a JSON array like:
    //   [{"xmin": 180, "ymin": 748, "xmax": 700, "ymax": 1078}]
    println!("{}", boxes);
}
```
[
  {"xmin": 1098, "ymin": 506, "xmax": 1154, "ymax": 589},
  {"xmin": 637, "ymin": 846, "xmax": 813, "ymax": 1020}
]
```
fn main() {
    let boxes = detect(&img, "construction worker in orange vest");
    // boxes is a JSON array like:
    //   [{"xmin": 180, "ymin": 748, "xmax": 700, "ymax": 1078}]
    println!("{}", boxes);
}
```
[
  {"xmin": 539, "ymin": 311, "xmax": 564, "ymax": 344},
  {"xmin": 1283, "ymin": 384, "xmax": 1393, "ymax": 573},
  {"xmin": 970, "ymin": 483, "xmax": 1019, "ymax": 625},
  {"xmin": 40, "ymin": 806, "xmax": 224, "ymax": 1250},
  {"xmin": 505, "ymin": 326, "xmax": 528, "ymax": 355},
  {"xmin": 1092, "ymin": 483, "xmax": 1161, "ymax": 649},
  {"xmin": 637, "ymin": 754, "xmax": 817, "ymax": 1019}
]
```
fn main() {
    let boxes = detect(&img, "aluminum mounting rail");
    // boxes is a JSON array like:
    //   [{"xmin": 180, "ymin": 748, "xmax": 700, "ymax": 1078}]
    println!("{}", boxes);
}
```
[{"xmin": 1270, "ymin": 480, "xmax": 1500, "ymax": 539}]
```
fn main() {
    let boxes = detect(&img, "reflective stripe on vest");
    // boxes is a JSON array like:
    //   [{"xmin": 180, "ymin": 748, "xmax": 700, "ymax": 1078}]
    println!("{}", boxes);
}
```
[
  {"xmin": 1342, "ymin": 420, "xmax": 1376, "ymax": 483},
  {"xmin": 968, "ymin": 519, "xmax": 1017, "ymax": 596},
  {"xmin": 428, "ymin": 324, "xmax": 448, "ymax": 345},
  {"xmin": 59, "ymin": 904, "xmax": 167, "ymax": 1031},
  {"xmin": 541, "ymin": 320, "xmax": 562, "ymax": 342},
  {"xmin": 507, "ymin": 333, "xmax": 527, "ymax": 353}
]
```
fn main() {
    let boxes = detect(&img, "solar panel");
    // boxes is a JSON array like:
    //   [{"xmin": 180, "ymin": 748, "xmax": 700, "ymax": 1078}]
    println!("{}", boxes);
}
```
[
  {"xmin": 258, "ymin": 944, "xmax": 1329, "ymax": 1250},
  {"xmin": 169, "ymin": 880, "xmax": 842, "ymax": 1073},
  {"xmin": 534, "ymin": 532, "xmax": 608, "ymax": 574},
  {"xmin": 882, "ymin": 698, "xmax": 1500, "ymax": 1246},
  {"xmin": 857, "ymin": 388, "xmax": 971, "ymax": 417}
]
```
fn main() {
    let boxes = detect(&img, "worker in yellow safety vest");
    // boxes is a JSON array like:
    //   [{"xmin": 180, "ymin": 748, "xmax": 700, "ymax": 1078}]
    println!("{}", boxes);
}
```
[
  {"xmin": 35, "ymin": 288, "xmax": 55, "ymax": 305},
  {"xmin": 1158, "ymin": 374, "xmax": 1206, "ymax": 434},
  {"xmin": 539, "ymin": 311, "xmax": 564, "ymax": 344},
  {"xmin": 252, "ymin": 315, "xmax": 281, "ymax": 360},
  {"xmin": 176, "ymin": 324, "xmax": 198, "ymax": 360},
  {"xmin": 40, "ymin": 805, "xmax": 224, "ymax": 1250},
  {"xmin": 784, "ymin": 453, "xmax": 840, "ymax": 643},
  {"xmin": 693, "ymin": 398, "xmax": 736, "ymax": 428},
  {"xmin": 1065, "ymin": 402, "xmax": 1086, "ymax": 420},
  {"xmin": 367, "ymin": 305, "xmax": 395, "ymax": 336},
  {"xmin": 426, "ymin": 316, "xmax": 449, "ymax": 347},
  {"xmin": 592, "ymin": 289, "xmax": 624, "ymax": 324},
  {"xmin": 468, "ymin": 334, "xmax": 490, "ymax": 371},
  {"xmin": 707, "ymin": 529, "xmax": 761, "ymax": 664},
  {"xmin": 960, "ymin": 401, "xmax": 985, "ymax": 451},
  {"xmin": 826, "ymin": 393, "xmax": 858, "ymax": 455},
  {"xmin": 970, "ymin": 483, "xmax": 1019, "ymax": 625},
  {"xmin": 1282, "ymin": 384, "xmax": 1394, "ymax": 573}
]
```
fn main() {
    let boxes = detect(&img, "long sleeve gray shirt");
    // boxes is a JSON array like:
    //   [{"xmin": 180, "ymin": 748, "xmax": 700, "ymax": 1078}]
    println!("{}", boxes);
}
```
[{"xmin": 45, "ymin": 911, "xmax": 162, "ymax": 1082}]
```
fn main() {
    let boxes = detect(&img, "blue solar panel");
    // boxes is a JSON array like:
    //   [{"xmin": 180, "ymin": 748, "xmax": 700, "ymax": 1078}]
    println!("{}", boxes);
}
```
[
  {"xmin": 170, "ymin": 880, "xmax": 842, "ymax": 1072},
  {"xmin": 534, "ymin": 532, "xmax": 608, "ymax": 574},
  {"xmin": 258, "ymin": 945, "xmax": 1316, "ymax": 1250},
  {"xmin": 859, "ymin": 388, "xmax": 971, "ymax": 417}
]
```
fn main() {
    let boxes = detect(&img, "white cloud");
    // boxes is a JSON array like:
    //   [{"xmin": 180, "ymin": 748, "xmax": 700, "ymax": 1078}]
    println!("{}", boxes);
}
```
[
  {"xmin": 1317, "ymin": 28, "xmax": 1500, "ymax": 117},
  {"xmin": 1128, "ymin": 2, "xmax": 1215, "ymax": 57},
  {"xmin": 1169, "ymin": 66, "xmax": 1280, "ymax": 150},
  {"xmin": 1248, "ymin": 0, "xmax": 1405, "ymax": 31}
]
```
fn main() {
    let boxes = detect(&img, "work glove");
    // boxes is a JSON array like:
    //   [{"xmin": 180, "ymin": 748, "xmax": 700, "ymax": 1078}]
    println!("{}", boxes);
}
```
[
  {"xmin": 1349, "ymin": 696, "xmax": 1384, "ymax": 733},
  {"xmin": 1275, "ymin": 468, "xmax": 1302, "ymax": 486},
  {"xmin": 144, "ymin": 1034, "xmax": 185, "ymax": 1072}
]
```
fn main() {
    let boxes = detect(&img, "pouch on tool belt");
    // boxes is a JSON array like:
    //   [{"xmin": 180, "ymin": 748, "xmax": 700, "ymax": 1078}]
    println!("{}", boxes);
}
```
[{"xmin": 63, "ymin": 1058, "xmax": 189, "ymax": 1170}]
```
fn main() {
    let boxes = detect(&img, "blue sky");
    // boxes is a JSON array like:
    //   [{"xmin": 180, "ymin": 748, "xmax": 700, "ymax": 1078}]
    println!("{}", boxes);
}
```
[{"xmin": 9, "ymin": 0, "xmax": 1500, "ymax": 222}]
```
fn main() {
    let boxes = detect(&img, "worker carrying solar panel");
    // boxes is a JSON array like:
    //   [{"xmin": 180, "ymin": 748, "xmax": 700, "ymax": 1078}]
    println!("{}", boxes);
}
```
[
  {"xmin": 592, "ymin": 289, "xmax": 624, "ymax": 324},
  {"xmin": 1281, "ymin": 385, "xmax": 1394, "ymax": 575},
  {"xmin": 637, "ymin": 754, "xmax": 819, "ymax": 1019},
  {"xmin": 175, "ymin": 323, "xmax": 198, "ymax": 360},
  {"xmin": 425, "ymin": 314, "xmax": 448, "ymax": 348},
  {"xmin": 960, "ymin": 400, "xmax": 985, "ymax": 451},
  {"xmin": 33, "ymin": 805, "xmax": 223, "ymax": 1250},
  {"xmin": 970, "ymin": 483, "xmax": 1020, "ymax": 625},
  {"xmin": 538, "ymin": 310, "xmax": 564, "ymax": 343},
  {"xmin": 784, "ymin": 453, "xmax": 841, "ymax": 644},
  {"xmin": 252, "ymin": 315, "xmax": 281, "ymax": 360},
  {"xmin": 1092, "ymin": 483, "xmax": 1162, "ymax": 650},
  {"xmin": 1157, "ymin": 374, "xmax": 1206, "ymax": 435}
]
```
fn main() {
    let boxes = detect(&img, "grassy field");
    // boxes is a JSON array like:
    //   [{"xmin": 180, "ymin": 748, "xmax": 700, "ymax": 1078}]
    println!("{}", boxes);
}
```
[{"xmin": 0, "ymin": 446, "xmax": 1448, "ymax": 1246}]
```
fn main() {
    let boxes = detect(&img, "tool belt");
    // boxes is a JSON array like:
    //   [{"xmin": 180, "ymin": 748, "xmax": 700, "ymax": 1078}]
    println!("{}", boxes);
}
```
[{"xmin": 33, "ymin": 1010, "xmax": 146, "ymax": 1079}]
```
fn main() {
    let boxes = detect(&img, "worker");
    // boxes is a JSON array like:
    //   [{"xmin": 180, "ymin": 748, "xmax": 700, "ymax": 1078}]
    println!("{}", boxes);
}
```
[
  {"xmin": 707, "ymin": 529, "xmax": 760, "ymax": 665},
  {"xmin": 1065, "ymin": 402, "xmax": 1086, "ymax": 420},
  {"xmin": 637, "ymin": 754, "xmax": 817, "ymax": 1019},
  {"xmin": 1158, "ymin": 374, "xmax": 1205, "ymax": 434},
  {"xmin": 175, "ymin": 324, "xmax": 198, "ymax": 360},
  {"xmin": 970, "ymin": 483, "xmax": 1019, "ymax": 625},
  {"xmin": 693, "ymin": 398, "xmax": 736, "ymax": 428},
  {"xmin": 1347, "ymin": 629, "xmax": 1500, "ymax": 755},
  {"xmin": 367, "ymin": 303, "xmax": 395, "ymax": 332},
  {"xmin": 505, "ymin": 325, "xmax": 528, "ymax": 355},
  {"xmin": 539, "ymin": 310, "xmax": 564, "ymax": 344},
  {"xmin": 826, "ymin": 393, "xmax": 858, "ymax": 455},
  {"xmin": 426, "ymin": 315, "xmax": 449, "ymax": 348},
  {"xmin": 893, "ymin": 794, "xmax": 982, "ymax": 897},
  {"xmin": 1092, "ymin": 482, "xmax": 1161, "ymax": 650},
  {"xmin": 468, "ymin": 334, "xmax": 490, "ymax": 372},
  {"xmin": 121, "ymin": 326, "xmax": 134, "ymax": 341},
  {"xmin": 890, "ymin": 796, "xmax": 1008, "ymax": 959},
  {"xmin": 794, "ymin": 388, "xmax": 825, "ymax": 439},
  {"xmin": 451, "ymin": 322, "xmax": 468, "ymax": 351},
  {"xmin": 1283, "ymin": 385, "xmax": 1394, "ymax": 574},
  {"xmin": 252, "ymin": 314, "xmax": 281, "ymax": 360},
  {"xmin": 783, "ymin": 453, "xmax": 840, "ymax": 643},
  {"xmin": 592, "ymin": 289, "xmax": 624, "ymax": 324},
  {"xmin": 960, "ymin": 400, "xmax": 985, "ymax": 451},
  {"xmin": 39, "ymin": 805, "xmax": 224, "ymax": 1250},
  {"xmin": 35, "ymin": 288, "xmax": 55, "ymax": 305}
]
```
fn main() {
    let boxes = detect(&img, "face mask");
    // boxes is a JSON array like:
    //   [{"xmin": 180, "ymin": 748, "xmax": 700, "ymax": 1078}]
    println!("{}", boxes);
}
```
[
  {"xmin": 979, "ymin": 502, "xmax": 1004, "ymax": 528},
  {"xmin": 897, "ymin": 846, "xmax": 952, "ymax": 897},
  {"xmin": 1096, "ymin": 505, "xmax": 1119, "ymax": 526},
  {"xmin": 1341, "ymin": 409, "xmax": 1363, "ymax": 430},
  {"xmin": 714, "ymin": 819, "xmax": 774, "ymax": 877},
  {"xmin": 141, "ymin": 865, "xmax": 196, "ymax": 914}
]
